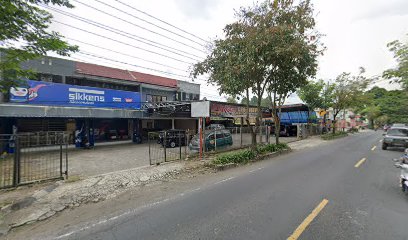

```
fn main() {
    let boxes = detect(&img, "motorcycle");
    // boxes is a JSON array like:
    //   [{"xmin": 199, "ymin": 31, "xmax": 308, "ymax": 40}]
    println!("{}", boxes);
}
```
[{"xmin": 393, "ymin": 148, "xmax": 408, "ymax": 193}]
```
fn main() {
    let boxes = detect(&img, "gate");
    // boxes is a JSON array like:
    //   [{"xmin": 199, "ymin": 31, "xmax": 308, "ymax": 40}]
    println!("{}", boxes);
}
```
[
  {"xmin": 148, "ymin": 130, "xmax": 188, "ymax": 165},
  {"xmin": 0, "ymin": 132, "xmax": 69, "ymax": 189}
]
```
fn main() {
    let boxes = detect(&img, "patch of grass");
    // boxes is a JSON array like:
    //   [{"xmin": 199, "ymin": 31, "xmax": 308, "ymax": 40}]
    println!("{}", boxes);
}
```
[
  {"xmin": 212, "ymin": 143, "xmax": 289, "ymax": 165},
  {"xmin": 321, "ymin": 131, "xmax": 348, "ymax": 140},
  {"xmin": 64, "ymin": 175, "xmax": 81, "ymax": 183}
]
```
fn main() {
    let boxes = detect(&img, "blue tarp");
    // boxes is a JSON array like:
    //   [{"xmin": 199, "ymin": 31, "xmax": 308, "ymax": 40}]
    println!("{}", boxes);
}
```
[{"xmin": 279, "ymin": 111, "xmax": 316, "ymax": 125}]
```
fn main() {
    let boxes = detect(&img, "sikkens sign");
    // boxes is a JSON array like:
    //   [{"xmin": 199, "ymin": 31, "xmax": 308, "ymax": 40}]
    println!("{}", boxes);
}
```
[{"xmin": 10, "ymin": 80, "xmax": 141, "ymax": 109}]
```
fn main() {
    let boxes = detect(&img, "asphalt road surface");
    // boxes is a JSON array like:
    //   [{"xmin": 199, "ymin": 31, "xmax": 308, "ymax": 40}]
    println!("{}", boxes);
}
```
[{"xmin": 13, "ymin": 131, "xmax": 408, "ymax": 239}]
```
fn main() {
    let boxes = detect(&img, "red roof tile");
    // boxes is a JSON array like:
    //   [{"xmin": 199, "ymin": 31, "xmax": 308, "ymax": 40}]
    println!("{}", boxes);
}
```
[{"xmin": 75, "ymin": 62, "xmax": 178, "ymax": 88}]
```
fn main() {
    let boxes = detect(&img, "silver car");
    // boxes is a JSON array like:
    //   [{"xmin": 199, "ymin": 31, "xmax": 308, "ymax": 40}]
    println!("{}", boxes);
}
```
[{"xmin": 382, "ymin": 127, "xmax": 408, "ymax": 150}]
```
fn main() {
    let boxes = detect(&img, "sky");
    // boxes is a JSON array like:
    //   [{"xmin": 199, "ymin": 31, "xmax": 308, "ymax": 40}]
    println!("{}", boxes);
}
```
[{"xmin": 46, "ymin": 0, "xmax": 408, "ymax": 103}]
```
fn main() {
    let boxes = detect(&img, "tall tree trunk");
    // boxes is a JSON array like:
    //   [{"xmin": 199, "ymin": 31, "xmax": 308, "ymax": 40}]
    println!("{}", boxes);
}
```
[
  {"xmin": 323, "ymin": 108, "xmax": 327, "ymax": 133},
  {"xmin": 245, "ymin": 88, "xmax": 256, "ymax": 149},
  {"xmin": 332, "ymin": 112, "xmax": 337, "ymax": 134},
  {"xmin": 256, "ymin": 92, "xmax": 263, "ymax": 146},
  {"xmin": 275, "ymin": 107, "xmax": 281, "ymax": 144}
]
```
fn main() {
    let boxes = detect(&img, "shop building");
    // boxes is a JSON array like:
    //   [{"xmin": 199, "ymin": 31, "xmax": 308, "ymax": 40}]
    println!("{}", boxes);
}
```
[{"xmin": 0, "ymin": 55, "xmax": 200, "ymax": 147}]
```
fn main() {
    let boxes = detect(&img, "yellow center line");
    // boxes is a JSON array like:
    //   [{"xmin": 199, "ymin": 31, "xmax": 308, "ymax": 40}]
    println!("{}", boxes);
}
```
[
  {"xmin": 355, "ymin": 158, "xmax": 366, "ymax": 168},
  {"xmin": 287, "ymin": 199, "xmax": 329, "ymax": 240},
  {"xmin": 371, "ymin": 146, "xmax": 377, "ymax": 151}
]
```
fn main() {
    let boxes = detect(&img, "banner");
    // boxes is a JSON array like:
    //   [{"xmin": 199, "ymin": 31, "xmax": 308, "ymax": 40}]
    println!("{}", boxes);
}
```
[
  {"xmin": 210, "ymin": 102, "xmax": 257, "ymax": 118},
  {"xmin": 10, "ymin": 80, "xmax": 141, "ymax": 109}
]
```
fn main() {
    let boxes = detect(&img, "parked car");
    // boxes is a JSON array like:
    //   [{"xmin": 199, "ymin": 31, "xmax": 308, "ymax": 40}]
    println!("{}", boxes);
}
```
[
  {"xmin": 189, "ymin": 129, "xmax": 233, "ymax": 151},
  {"xmin": 270, "ymin": 125, "xmax": 297, "ymax": 137},
  {"xmin": 382, "ymin": 127, "xmax": 408, "ymax": 150},
  {"xmin": 158, "ymin": 129, "xmax": 186, "ymax": 148},
  {"xmin": 392, "ymin": 123, "xmax": 407, "ymax": 128},
  {"xmin": 107, "ymin": 130, "xmax": 118, "ymax": 140},
  {"xmin": 383, "ymin": 125, "xmax": 390, "ymax": 131}
]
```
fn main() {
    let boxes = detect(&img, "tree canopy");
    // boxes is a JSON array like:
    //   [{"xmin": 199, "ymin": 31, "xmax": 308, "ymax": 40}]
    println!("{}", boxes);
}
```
[
  {"xmin": 0, "ymin": 0, "xmax": 78, "ymax": 92},
  {"xmin": 383, "ymin": 36, "xmax": 408, "ymax": 90},
  {"xmin": 192, "ymin": 0, "xmax": 323, "ymax": 145}
]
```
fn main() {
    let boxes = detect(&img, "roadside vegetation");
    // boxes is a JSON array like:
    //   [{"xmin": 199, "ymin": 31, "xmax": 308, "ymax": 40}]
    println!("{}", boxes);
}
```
[
  {"xmin": 212, "ymin": 143, "xmax": 289, "ymax": 165},
  {"xmin": 321, "ymin": 132, "xmax": 348, "ymax": 140}
]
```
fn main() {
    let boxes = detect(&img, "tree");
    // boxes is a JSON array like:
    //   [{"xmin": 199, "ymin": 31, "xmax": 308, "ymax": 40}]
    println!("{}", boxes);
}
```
[
  {"xmin": 0, "ymin": 0, "xmax": 78, "ymax": 93},
  {"xmin": 298, "ymin": 79, "xmax": 334, "ymax": 131},
  {"xmin": 330, "ymin": 70, "xmax": 369, "ymax": 133},
  {"xmin": 354, "ymin": 86, "xmax": 408, "ymax": 126},
  {"xmin": 226, "ymin": 95, "xmax": 238, "ymax": 104},
  {"xmin": 192, "ymin": 0, "xmax": 322, "ymax": 146},
  {"xmin": 383, "ymin": 36, "xmax": 408, "ymax": 90}
]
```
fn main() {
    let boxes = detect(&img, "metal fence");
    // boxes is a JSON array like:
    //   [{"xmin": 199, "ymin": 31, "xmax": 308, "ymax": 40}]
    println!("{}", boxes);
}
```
[
  {"xmin": 148, "ymin": 130, "xmax": 188, "ymax": 165},
  {"xmin": 0, "ymin": 132, "xmax": 68, "ymax": 189},
  {"xmin": 147, "ymin": 125, "xmax": 302, "ymax": 163}
]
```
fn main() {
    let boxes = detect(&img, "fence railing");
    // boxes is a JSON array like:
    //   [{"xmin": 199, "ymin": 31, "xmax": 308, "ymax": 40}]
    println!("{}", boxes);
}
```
[
  {"xmin": 148, "ymin": 130, "xmax": 188, "ymax": 165},
  {"xmin": 0, "ymin": 132, "xmax": 68, "ymax": 189}
]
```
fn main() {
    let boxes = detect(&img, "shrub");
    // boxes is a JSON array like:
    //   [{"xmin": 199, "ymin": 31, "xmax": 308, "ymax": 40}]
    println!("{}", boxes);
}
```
[
  {"xmin": 256, "ymin": 143, "xmax": 289, "ymax": 154},
  {"xmin": 321, "ymin": 131, "xmax": 348, "ymax": 140},
  {"xmin": 348, "ymin": 128, "xmax": 359, "ymax": 133},
  {"xmin": 213, "ymin": 143, "xmax": 289, "ymax": 165},
  {"xmin": 213, "ymin": 149, "xmax": 256, "ymax": 165}
]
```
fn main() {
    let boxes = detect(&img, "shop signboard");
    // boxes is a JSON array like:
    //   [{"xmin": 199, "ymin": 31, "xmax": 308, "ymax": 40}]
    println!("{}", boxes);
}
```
[
  {"xmin": 10, "ymin": 80, "xmax": 141, "ymax": 109},
  {"xmin": 210, "ymin": 102, "xmax": 257, "ymax": 118}
]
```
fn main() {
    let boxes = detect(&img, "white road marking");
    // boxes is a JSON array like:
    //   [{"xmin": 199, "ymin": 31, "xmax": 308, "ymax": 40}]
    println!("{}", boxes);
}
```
[
  {"xmin": 54, "ymin": 183, "xmax": 208, "ymax": 239},
  {"xmin": 214, "ymin": 177, "xmax": 235, "ymax": 185},
  {"xmin": 54, "ymin": 198, "xmax": 171, "ymax": 239}
]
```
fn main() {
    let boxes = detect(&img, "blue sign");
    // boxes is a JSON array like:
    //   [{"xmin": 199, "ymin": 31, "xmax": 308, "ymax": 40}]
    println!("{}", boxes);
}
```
[{"xmin": 10, "ymin": 80, "xmax": 141, "ymax": 109}]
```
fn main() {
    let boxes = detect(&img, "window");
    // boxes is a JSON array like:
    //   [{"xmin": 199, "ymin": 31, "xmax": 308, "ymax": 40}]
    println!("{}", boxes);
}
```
[
  {"xmin": 146, "ymin": 94, "xmax": 167, "ymax": 103},
  {"xmin": 216, "ymin": 133, "xmax": 224, "ymax": 139},
  {"xmin": 387, "ymin": 129, "xmax": 408, "ymax": 136}
]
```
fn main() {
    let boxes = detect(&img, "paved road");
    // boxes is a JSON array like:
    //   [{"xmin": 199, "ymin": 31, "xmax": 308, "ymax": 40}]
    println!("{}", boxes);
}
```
[{"xmin": 15, "ymin": 131, "xmax": 408, "ymax": 240}]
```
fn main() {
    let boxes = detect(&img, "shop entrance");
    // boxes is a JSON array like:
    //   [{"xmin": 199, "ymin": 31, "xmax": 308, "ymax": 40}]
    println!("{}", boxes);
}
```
[{"xmin": 93, "ymin": 119, "xmax": 130, "ymax": 142}]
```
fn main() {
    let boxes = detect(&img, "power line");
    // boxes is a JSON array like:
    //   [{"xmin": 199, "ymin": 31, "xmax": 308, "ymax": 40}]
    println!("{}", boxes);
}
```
[
  {"xmin": 44, "ymin": 5, "xmax": 204, "ymax": 60},
  {"xmin": 113, "ymin": 0, "xmax": 208, "ymax": 44},
  {"xmin": 66, "ymin": 37, "xmax": 189, "ymax": 73},
  {"xmin": 95, "ymin": 0, "xmax": 206, "ymax": 47},
  {"xmin": 75, "ymin": 51, "xmax": 217, "ymax": 90},
  {"xmin": 72, "ymin": 52, "xmax": 223, "ymax": 97},
  {"xmin": 52, "ymin": 20, "xmax": 194, "ymax": 65},
  {"xmin": 67, "ymin": 38, "xmax": 214, "ymax": 87},
  {"xmin": 71, "ymin": 0, "xmax": 206, "ymax": 54},
  {"xmin": 44, "ymin": 5, "xmax": 202, "ymax": 62}
]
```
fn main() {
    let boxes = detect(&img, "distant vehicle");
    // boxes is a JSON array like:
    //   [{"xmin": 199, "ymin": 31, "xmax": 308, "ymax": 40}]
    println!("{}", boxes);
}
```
[
  {"xmin": 206, "ymin": 124, "xmax": 225, "ymax": 130},
  {"xmin": 383, "ymin": 125, "xmax": 390, "ymax": 131},
  {"xmin": 189, "ymin": 129, "xmax": 233, "ymax": 151},
  {"xmin": 392, "ymin": 123, "xmax": 407, "ymax": 128},
  {"xmin": 108, "ymin": 130, "xmax": 118, "ymax": 140},
  {"xmin": 158, "ymin": 129, "xmax": 186, "ymax": 148},
  {"xmin": 382, "ymin": 127, "xmax": 408, "ymax": 150},
  {"xmin": 270, "ymin": 125, "xmax": 297, "ymax": 137}
]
